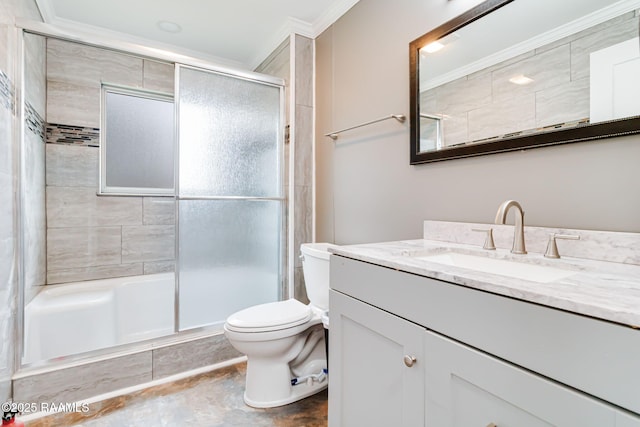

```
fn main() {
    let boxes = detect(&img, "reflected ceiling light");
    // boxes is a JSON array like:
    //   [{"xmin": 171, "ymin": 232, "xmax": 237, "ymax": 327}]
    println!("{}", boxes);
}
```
[
  {"xmin": 422, "ymin": 41, "xmax": 445, "ymax": 53},
  {"xmin": 509, "ymin": 74, "xmax": 534, "ymax": 85},
  {"xmin": 157, "ymin": 20, "xmax": 182, "ymax": 33},
  {"xmin": 421, "ymin": 33, "xmax": 460, "ymax": 55}
]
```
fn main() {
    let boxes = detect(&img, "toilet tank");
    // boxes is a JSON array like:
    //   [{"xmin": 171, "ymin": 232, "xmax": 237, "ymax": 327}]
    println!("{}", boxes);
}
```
[{"xmin": 300, "ymin": 243, "xmax": 337, "ymax": 312}]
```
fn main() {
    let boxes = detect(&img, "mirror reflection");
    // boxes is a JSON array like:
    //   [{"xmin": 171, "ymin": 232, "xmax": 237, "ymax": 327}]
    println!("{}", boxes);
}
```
[{"xmin": 411, "ymin": 0, "xmax": 640, "ymax": 161}]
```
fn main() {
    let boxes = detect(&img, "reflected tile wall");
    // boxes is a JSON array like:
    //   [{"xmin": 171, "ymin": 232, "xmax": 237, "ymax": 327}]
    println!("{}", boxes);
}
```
[{"xmin": 425, "ymin": 11, "xmax": 640, "ymax": 147}]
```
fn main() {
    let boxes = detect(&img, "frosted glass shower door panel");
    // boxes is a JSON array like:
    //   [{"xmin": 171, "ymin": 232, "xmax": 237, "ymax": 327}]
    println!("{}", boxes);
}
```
[
  {"xmin": 178, "ymin": 199, "xmax": 282, "ymax": 330},
  {"xmin": 178, "ymin": 66, "xmax": 282, "ymax": 198}
]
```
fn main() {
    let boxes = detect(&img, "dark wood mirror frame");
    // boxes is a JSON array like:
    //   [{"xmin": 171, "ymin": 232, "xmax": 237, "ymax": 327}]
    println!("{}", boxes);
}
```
[{"xmin": 409, "ymin": 0, "xmax": 640, "ymax": 164}]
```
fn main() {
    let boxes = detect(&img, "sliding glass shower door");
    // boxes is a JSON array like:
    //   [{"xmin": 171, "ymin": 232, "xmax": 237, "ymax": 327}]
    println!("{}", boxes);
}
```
[{"xmin": 176, "ymin": 65, "xmax": 284, "ymax": 330}]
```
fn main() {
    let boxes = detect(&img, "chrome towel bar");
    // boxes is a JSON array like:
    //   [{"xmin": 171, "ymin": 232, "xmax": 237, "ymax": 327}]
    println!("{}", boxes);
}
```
[{"xmin": 325, "ymin": 114, "xmax": 406, "ymax": 140}]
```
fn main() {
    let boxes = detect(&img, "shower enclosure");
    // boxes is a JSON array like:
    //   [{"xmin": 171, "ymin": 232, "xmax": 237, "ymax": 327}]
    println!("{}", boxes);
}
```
[
  {"xmin": 18, "ymin": 29, "xmax": 285, "ymax": 367},
  {"xmin": 176, "ymin": 65, "xmax": 285, "ymax": 330}
]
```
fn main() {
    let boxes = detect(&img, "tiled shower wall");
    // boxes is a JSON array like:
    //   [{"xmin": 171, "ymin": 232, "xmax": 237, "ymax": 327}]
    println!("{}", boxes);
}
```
[
  {"xmin": 255, "ymin": 34, "xmax": 314, "ymax": 303},
  {"xmin": 0, "ymin": 0, "xmax": 44, "ymax": 403},
  {"xmin": 45, "ymin": 39, "xmax": 176, "ymax": 285},
  {"xmin": 23, "ymin": 33, "xmax": 46, "ymax": 304},
  {"xmin": 421, "ymin": 10, "xmax": 640, "ymax": 146}
]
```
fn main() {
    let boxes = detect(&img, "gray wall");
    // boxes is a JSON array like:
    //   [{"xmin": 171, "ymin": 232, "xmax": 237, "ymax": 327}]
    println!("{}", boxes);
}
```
[{"xmin": 316, "ymin": 0, "xmax": 640, "ymax": 245}]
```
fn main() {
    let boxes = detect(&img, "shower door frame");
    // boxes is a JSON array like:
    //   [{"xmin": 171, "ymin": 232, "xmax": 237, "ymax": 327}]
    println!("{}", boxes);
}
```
[
  {"xmin": 173, "ymin": 63, "xmax": 287, "ymax": 331},
  {"xmin": 14, "ymin": 20, "xmax": 288, "ymax": 372}
]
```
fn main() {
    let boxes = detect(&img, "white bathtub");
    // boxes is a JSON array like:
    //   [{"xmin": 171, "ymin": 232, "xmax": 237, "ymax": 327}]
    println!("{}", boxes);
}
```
[{"xmin": 23, "ymin": 273, "xmax": 174, "ymax": 364}]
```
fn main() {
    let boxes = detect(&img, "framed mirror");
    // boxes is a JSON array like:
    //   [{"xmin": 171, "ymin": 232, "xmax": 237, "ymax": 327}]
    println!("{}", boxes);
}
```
[{"xmin": 410, "ymin": 0, "xmax": 640, "ymax": 164}]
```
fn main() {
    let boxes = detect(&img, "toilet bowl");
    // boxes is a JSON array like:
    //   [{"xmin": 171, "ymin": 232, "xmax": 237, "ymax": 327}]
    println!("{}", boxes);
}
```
[{"xmin": 224, "ymin": 242, "xmax": 336, "ymax": 408}]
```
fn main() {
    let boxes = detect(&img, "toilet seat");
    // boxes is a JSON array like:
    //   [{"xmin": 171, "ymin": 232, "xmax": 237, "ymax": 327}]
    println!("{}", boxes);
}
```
[{"xmin": 225, "ymin": 299, "xmax": 312, "ymax": 333}]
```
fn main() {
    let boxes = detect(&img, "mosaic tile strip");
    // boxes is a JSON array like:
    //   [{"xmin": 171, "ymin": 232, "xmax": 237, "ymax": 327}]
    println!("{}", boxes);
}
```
[
  {"xmin": 25, "ymin": 102, "xmax": 45, "ymax": 141},
  {"xmin": 0, "ymin": 69, "xmax": 15, "ymax": 112},
  {"xmin": 46, "ymin": 123, "xmax": 100, "ymax": 147}
]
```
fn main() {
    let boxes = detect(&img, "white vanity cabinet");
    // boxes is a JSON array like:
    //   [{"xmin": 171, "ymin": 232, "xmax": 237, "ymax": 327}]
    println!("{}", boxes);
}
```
[
  {"xmin": 328, "ymin": 255, "xmax": 640, "ymax": 427},
  {"xmin": 328, "ymin": 289, "xmax": 425, "ymax": 426}
]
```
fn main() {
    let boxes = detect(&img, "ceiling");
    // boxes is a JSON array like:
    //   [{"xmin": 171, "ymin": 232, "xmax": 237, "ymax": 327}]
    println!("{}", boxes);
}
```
[{"xmin": 35, "ymin": 0, "xmax": 360, "ymax": 69}]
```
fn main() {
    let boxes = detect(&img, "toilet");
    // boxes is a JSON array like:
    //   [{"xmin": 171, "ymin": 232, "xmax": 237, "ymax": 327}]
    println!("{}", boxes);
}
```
[{"xmin": 223, "ymin": 242, "xmax": 336, "ymax": 408}]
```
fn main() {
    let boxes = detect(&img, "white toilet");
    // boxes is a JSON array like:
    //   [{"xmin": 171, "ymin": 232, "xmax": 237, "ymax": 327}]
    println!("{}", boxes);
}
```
[{"xmin": 223, "ymin": 242, "xmax": 336, "ymax": 408}]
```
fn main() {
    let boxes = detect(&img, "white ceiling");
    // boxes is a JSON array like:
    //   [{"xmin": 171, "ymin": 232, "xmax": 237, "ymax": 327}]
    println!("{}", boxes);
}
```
[{"xmin": 35, "ymin": 0, "xmax": 360, "ymax": 69}]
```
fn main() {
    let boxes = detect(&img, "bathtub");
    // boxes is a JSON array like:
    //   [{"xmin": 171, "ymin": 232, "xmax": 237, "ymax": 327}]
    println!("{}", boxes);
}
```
[{"xmin": 23, "ymin": 273, "xmax": 175, "ymax": 364}]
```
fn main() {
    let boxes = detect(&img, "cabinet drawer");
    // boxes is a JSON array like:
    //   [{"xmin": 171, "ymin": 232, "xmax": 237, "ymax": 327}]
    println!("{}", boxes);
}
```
[{"xmin": 425, "ymin": 331, "xmax": 640, "ymax": 427}]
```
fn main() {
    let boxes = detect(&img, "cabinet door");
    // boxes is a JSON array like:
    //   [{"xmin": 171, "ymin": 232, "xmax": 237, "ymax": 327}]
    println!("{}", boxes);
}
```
[
  {"xmin": 329, "ymin": 290, "xmax": 425, "ymax": 427},
  {"xmin": 425, "ymin": 331, "xmax": 640, "ymax": 427}
]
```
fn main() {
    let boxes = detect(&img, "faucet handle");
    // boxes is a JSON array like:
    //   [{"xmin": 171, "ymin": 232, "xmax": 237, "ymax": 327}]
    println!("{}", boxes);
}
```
[
  {"xmin": 544, "ymin": 233, "xmax": 580, "ymax": 259},
  {"xmin": 472, "ymin": 228, "xmax": 496, "ymax": 250}
]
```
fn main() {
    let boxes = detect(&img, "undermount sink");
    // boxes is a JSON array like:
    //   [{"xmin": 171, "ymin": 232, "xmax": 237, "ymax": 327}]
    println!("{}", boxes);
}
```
[{"xmin": 408, "ymin": 250, "xmax": 576, "ymax": 283}]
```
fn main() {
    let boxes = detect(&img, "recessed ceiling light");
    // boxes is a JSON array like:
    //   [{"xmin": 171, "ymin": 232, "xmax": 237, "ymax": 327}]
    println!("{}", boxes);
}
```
[
  {"xmin": 157, "ymin": 20, "xmax": 182, "ymax": 33},
  {"xmin": 509, "ymin": 74, "xmax": 534, "ymax": 85}
]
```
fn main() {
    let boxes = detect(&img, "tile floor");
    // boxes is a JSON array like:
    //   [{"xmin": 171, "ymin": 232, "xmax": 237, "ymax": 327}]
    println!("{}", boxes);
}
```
[{"xmin": 24, "ymin": 362, "xmax": 328, "ymax": 427}]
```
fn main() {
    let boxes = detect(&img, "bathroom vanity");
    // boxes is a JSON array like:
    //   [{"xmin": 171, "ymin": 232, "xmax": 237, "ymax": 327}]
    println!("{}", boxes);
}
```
[{"xmin": 327, "ymin": 221, "xmax": 640, "ymax": 426}]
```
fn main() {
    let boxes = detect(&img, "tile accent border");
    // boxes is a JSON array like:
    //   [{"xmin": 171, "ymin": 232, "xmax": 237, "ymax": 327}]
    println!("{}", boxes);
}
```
[
  {"xmin": 0, "ymin": 70, "xmax": 14, "ymax": 112},
  {"xmin": 46, "ymin": 122, "xmax": 100, "ymax": 146},
  {"xmin": 25, "ymin": 102, "xmax": 45, "ymax": 141}
]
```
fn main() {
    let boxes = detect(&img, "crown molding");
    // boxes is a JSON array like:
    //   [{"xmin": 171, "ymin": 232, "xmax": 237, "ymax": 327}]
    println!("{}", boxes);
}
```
[
  {"xmin": 35, "ymin": 16, "xmax": 245, "ymax": 69},
  {"xmin": 34, "ymin": 0, "xmax": 56, "ymax": 23},
  {"xmin": 249, "ymin": 0, "xmax": 360, "ymax": 70},
  {"xmin": 33, "ymin": 0, "xmax": 361, "ymax": 71},
  {"xmin": 311, "ymin": 0, "xmax": 360, "ymax": 36}
]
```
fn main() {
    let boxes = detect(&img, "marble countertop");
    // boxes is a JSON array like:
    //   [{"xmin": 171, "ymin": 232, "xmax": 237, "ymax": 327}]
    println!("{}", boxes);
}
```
[{"xmin": 329, "ymin": 238, "xmax": 640, "ymax": 328}]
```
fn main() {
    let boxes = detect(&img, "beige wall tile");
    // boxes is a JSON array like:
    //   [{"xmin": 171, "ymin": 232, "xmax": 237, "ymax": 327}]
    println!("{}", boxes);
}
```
[
  {"xmin": 294, "ymin": 105, "xmax": 313, "ymax": 187},
  {"xmin": 122, "ymin": 225, "xmax": 175, "ymax": 263},
  {"xmin": 47, "ymin": 263, "xmax": 143, "ymax": 285},
  {"xmin": 536, "ymin": 77, "xmax": 590, "ymax": 128},
  {"xmin": 46, "ymin": 144, "xmax": 98, "ymax": 187},
  {"xmin": 295, "ymin": 35, "xmax": 313, "ymax": 107},
  {"xmin": 468, "ymin": 93, "xmax": 536, "ymax": 141},
  {"xmin": 434, "ymin": 73, "xmax": 492, "ymax": 114},
  {"xmin": 570, "ymin": 14, "xmax": 639, "ymax": 82},
  {"xmin": 24, "ymin": 33, "xmax": 46, "ymax": 116},
  {"xmin": 491, "ymin": 44, "xmax": 571, "ymax": 102},
  {"xmin": 143, "ymin": 59, "xmax": 174, "ymax": 93},
  {"xmin": 143, "ymin": 261, "xmax": 175, "ymax": 275},
  {"xmin": 152, "ymin": 334, "xmax": 241, "ymax": 379},
  {"xmin": 13, "ymin": 352, "xmax": 152, "ymax": 403},
  {"xmin": 442, "ymin": 113, "xmax": 468, "ymax": 146},
  {"xmin": 47, "ymin": 187, "xmax": 142, "ymax": 227},
  {"xmin": 47, "ymin": 226, "xmax": 122, "ymax": 270},
  {"xmin": 47, "ymin": 80, "xmax": 100, "ymax": 127},
  {"xmin": 47, "ymin": 38, "xmax": 143, "ymax": 88},
  {"xmin": 143, "ymin": 197, "xmax": 175, "ymax": 225}
]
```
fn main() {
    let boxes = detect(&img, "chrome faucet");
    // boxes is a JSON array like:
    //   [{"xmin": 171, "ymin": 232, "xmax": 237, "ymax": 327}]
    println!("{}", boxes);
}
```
[{"xmin": 494, "ymin": 200, "xmax": 527, "ymax": 254}]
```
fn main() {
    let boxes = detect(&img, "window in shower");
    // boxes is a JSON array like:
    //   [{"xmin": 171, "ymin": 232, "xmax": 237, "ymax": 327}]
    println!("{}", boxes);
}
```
[{"xmin": 100, "ymin": 84, "xmax": 175, "ymax": 196}]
